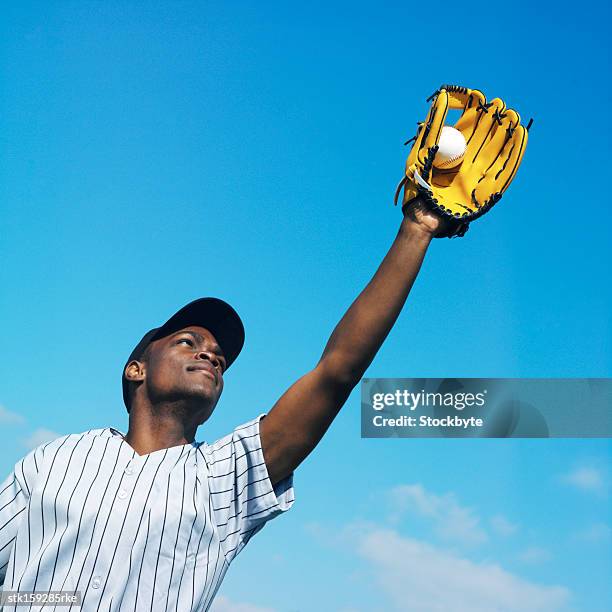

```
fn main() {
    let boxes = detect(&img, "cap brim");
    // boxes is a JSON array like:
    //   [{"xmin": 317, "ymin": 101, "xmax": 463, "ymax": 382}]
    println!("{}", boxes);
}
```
[{"xmin": 152, "ymin": 298, "xmax": 245, "ymax": 367}]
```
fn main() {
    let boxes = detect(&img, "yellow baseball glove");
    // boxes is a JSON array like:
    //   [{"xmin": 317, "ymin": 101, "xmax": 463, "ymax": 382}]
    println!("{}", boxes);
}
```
[{"xmin": 395, "ymin": 84, "xmax": 531, "ymax": 238}]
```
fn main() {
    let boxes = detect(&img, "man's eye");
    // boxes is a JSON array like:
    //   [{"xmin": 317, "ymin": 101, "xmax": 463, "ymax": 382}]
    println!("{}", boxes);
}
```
[{"xmin": 177, "ymin": 338, "xmax": 194, "ymax": 346}]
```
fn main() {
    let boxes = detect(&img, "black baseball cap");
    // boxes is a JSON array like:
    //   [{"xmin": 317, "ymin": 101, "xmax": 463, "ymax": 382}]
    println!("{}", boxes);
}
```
[{"xmin": 121, "ymin": 297, "xmax": 245, "ymax": 409}]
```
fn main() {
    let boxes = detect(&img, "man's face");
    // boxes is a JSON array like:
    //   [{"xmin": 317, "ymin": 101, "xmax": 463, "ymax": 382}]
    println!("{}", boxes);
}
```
[{"xmin": 139, "ymin": 325, "xmax": 226, "ymax": 421}]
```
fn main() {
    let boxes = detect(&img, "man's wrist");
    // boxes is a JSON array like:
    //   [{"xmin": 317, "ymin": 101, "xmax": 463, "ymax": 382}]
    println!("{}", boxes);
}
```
[{"xmin": 398, "ymin": 216, "xmax": 436, "ymax": 244}]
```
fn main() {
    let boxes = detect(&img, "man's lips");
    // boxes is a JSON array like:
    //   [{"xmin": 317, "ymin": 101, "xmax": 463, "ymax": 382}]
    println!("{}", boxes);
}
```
[{"xmin": 186, "ymin": 364, "xmax": 218, "ymax": 383}]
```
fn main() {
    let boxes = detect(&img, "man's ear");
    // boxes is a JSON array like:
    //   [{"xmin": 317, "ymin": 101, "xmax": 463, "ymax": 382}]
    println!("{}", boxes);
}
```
[{"xmin": 124, "ymin": 360, "xmax": 146, "ymax": 383}]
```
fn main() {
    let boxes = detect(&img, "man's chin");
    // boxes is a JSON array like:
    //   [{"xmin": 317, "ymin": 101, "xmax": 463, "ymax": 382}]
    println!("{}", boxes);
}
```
[
  {"xmin": 182, "ymin": 391, "xmax": 218, "ymax": 411},
  {"xmin": 190, "ymin": 389, "xmax": 221, "ymax": 416},
  {"xmin": 151, "ymin": 388, "xmax": 219, "ymax": 417}
]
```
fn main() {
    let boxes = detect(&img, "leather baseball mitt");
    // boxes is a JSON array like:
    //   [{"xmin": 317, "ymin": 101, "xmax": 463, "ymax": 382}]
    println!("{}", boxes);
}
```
[{"xmin": 395, "ymin": 84, "xmax": 531, "ymax": 238}]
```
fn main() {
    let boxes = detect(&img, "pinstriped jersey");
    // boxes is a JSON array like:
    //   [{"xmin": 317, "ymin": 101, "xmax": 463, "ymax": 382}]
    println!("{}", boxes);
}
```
[{"xmin": 0, "ymin": 414, "xmax": 295, "ymax": 611}]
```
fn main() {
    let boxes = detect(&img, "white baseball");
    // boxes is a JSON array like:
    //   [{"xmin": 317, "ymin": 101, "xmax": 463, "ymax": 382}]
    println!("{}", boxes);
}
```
[{"xmin": 433, "ymin": 125, "xmax": 466, "ymax": 169}]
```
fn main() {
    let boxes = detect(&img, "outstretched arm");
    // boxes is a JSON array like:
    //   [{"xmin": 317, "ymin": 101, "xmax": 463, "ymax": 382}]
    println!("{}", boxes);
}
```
[{"xmin": 260, "ymin": 200, "xmax": 446, "ymax": 485}]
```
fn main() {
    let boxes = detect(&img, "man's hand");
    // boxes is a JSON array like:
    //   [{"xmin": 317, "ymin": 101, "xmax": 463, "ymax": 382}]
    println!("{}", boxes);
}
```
[{"xmin": 401, "ymin": 196, "xmax": 453, "ymax": 238}]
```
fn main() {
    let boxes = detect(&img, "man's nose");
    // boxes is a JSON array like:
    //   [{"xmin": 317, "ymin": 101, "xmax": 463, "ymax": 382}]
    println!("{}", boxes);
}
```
[{"xmin": 194, "ymin": 351, "xmax": 219, "ymax": 367}]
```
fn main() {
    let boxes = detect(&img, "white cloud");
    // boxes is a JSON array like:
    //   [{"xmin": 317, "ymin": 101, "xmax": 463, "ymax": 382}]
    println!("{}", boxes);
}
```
[
  {"xmin": 354, "ymin": 525, "xmax": 570, "ymax": 612},
  {"xmin": 572, "ymin": 522, "xmax": 611, "ymax": 544},
  {"xmin": 388, "ymin": 484, "xmax": 487, "ymax": 546},
  {"xmin": 22, "ymin": 428, "xmax": 62, "ymax": 450},
  {"xmin": 560, "ymin": 467, "xmax": 607, "ymax": 495},
  {"xmin": 0, "ymin": 404, "xmax": 25, "ymax": 425},
  {"xmin": 517, "ymin": 546, "xmax": 552, "ymax": 564},
  {"xmin": 490, "ymin": 515, "xmax": 519, "ymax": 537},
  {"xmin": 210, "ymin": 595, "xmax": 277, "ymax": 612}
]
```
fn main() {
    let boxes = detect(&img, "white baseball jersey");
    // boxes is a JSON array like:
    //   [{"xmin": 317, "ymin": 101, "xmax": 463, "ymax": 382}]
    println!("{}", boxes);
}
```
[{"xmin": 0, "ymin": 414, "xmax": 294, "ymax": 611}]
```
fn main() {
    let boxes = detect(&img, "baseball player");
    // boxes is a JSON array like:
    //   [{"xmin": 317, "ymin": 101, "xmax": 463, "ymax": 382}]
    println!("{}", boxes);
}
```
[{"xmin": 0, "ymin": 85, "xmax": 529, "ymax": 610}]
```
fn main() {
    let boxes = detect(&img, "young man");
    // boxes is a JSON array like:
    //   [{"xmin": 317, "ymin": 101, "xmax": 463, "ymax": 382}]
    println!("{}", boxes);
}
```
[
  {"xmin": 0, "ymin": 200, "xmax": 443, "ymax": 611},
  {"xmin": 0, "ymin": 82, "xmax": 529, "ymax": 611}
]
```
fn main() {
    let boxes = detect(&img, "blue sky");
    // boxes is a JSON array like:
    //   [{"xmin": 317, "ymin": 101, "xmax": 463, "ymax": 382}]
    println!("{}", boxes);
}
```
[{"xmin": 1, "ymin": 1, "xmax": 610, "ymax": 611}]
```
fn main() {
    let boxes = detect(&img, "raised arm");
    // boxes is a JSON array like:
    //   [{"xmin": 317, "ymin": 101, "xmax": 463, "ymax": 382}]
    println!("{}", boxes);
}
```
[{"xmin": 260, "ymin": 200, "xmax": 446, "ymax": 485}]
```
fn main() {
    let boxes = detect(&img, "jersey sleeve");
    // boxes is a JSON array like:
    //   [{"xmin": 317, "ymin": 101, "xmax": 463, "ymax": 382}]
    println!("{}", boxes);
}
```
[
  {"xmin": 201, "ymin": 413, "xmax": 295, "ymax": 562},
  {"xmin": 0, "ymin": 445, "xmax": 44, "ymax": 585}
]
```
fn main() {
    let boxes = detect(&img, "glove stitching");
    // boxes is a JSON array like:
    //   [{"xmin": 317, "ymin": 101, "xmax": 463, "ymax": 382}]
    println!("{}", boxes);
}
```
[
  {"xmin": 498, "ymin": 128, "xmax": 527, "ymax": 192},
  {"xmin": 494, "ymin": 143, "xmax": 516, "ymax": 180},
  {"xmin": 466, "ymin": 103, "xmax": 488, "ymax": 147},
  {"xmin": 493, "ymin": 109, "xmax": 507, "ymax": 125}
]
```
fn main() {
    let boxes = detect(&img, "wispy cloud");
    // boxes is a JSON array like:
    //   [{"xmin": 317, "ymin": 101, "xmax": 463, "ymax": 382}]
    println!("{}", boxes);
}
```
[
  {"xmin": 353, "ymin": 524, "xmax": 570, "ymax": 612},
  {"xmin": 517, "ymin": 546, "xmax": 552, "ymax": 564},
  {"xmin": 22, "ymin": 428, "xmax": 62, "ymax": 450},
  {"xmin": 490, "ymin": 514, "xmax": 519, "ymax": 537},
  {"xmin": 572, "ymin": 522, "xmax": 611, "ymax": 544},
  {"xmin": 210, "ymin": 595, "xmax": 277, "ymax": 612},
  {"xmin": 1, "ymin": 403, "xmax": 64, "ymax": 451},
  {"xmin": 0, "ymin": 404, "xmax": 25, "ymax": 425},
  {"xmin": 388, "ymin": 484, "xmax": 487, "ymax": 546},
  {"xmin": 559, "ymin": 466, "xmax": 608, "ymax": 495}
]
